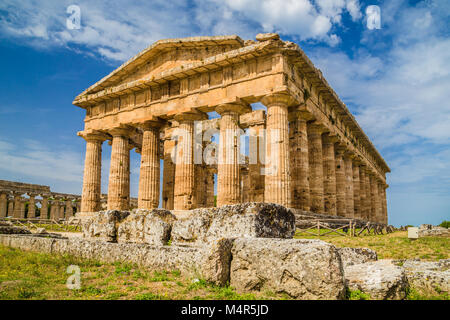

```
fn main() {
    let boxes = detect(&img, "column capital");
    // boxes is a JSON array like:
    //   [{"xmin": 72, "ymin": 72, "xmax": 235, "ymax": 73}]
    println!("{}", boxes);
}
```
[
  {"xmin": 323, "ymin": 132, "xmax": 340, "ymax": 144},
  {"xmin": 78, "ymin": 130, "xmax": 109, "ymax": 142},
  {"xmin": 174, "ymin": 111, "xmax": 207, "ymax": 122},
  {"xmin": 136, "ymin": 118, "xmax": 166, "ymax": 131},
  {"xmin": 216, "ymin": 102, "xmax": 251, "ymax": 116},
  {"xmin": 261, "ymin": 92, "xmax": 296, "ymax": 107},
  {"xmin": 307, "ymin": 121, "xmax": 328, "ymax": 134},
  {"xmin": 108, "ymin": 125, "xmax": 134, "ymax": 138}
]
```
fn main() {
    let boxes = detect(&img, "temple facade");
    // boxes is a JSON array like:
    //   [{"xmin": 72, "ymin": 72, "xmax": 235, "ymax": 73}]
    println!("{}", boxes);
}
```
[{"xmin": 73, "ymin": 33, "xmax": 390, "ymax": 224}]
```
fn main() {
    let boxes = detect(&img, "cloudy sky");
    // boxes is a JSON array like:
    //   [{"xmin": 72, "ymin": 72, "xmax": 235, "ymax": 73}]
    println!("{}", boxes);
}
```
[{"xmin": 0, "ymin": 0, "xmax": 449, "ymax": 226}]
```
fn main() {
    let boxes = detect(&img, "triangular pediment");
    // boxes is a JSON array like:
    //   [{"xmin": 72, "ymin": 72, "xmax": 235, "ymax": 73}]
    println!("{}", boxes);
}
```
[{"xmin": 77, "ymin": 35, "xmax": 244, "ymax": 97}]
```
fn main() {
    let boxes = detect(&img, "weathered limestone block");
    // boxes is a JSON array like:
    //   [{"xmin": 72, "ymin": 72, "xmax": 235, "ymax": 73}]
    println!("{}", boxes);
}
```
[
  {"xmin": 171, "ymin": 202, "xmax": 296, "ymax": 244},
  {"xmin": 338, "ymin": 247, "xmax": 378, "ymax": 268},
  {"xmin": 0, "ymin": 225, "xmax": 32, "ymax": 235},
  {"xmin": 344, "ymin": 260, "xmax": 408, "ymax": 300},
  {"xmin": 399, "ymin": 259, "xmax": 449, "ymax": 295},
  {"xmin": 230, "ymin": 238, "xmax": 346, "ymax": 299},
  {"xmin": 117, "ymin": 209, "xmax": 176, "ymax": 245},
  {"xmin": 82, "ymin": 210, "xmax": 129, "ymax": 242},
  {"xmin": 418, "ymin": 224, "xmax": 449, "ymax": 237},
  {"xmin": 0, "ymin": 234, "xmax": 231, "ymax": 286}
]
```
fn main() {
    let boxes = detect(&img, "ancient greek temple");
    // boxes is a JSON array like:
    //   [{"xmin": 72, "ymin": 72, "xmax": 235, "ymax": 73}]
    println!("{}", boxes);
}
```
[{"xmin": 73, "ymin": 33, "xmax": 390, "ymax": 224}]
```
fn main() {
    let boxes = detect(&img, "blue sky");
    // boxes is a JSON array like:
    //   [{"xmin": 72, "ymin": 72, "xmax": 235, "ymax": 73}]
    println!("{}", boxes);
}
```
[{"xmin": 0, "ymin": 0, "xmax": 449, "ymax": 226}]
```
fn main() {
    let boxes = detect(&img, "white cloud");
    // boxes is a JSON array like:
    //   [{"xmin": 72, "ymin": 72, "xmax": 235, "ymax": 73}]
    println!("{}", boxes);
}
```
[{"xmin": 0, "ymin": 0, "xmax": 362, "ymax": 61}]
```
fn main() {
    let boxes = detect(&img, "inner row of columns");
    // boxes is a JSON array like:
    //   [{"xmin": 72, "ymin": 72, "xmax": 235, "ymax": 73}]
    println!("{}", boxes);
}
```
[{"xmin": 80, "ymin": 93, "xmax": 388, "ymax": 223}]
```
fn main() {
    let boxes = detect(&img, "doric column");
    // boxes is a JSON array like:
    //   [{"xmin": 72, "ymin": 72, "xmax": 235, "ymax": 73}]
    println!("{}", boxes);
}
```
[
  {"xmin": 368, "ymin": 172, "xmax": 376, "ymax": 221},
  {"xmin": 162, "ymin": 124, "xmax": 176, "ymax": 210},
  {"xmin": 322, "ymin": 133, "xmax": 337, "ymax": 215},
  {"xmin": 382, "ymin": 184, "xmax": 388, "ymax": 224},
  {"xmin": 352, "ymin": 160, "xmax": 361, "ymax": 219},
  {"xmin": 262, "ymin": 93, "xmax": 293, "ymax": 207},
  {"xmin": 13, "ymin": 193, "xmax": 22, "ymax": 218},
  {"xmin": 7, "ymin": 198, "xmax": 14, "ymax": 217},
  {"xmin": 79, "ymin": 130, "xmax": 107, "ymax": 213},
  {"xmin": 375, "ymin": 178, "xmax": 383, "ymax": 223},
  {"xmin": 364, "ymin": 167, "xmax": 372, "ymax": 220},
  {"xmin": 205, "ymin": 168, "xmax": 215, "ymax": 207},
  {"xmin": 216, "ymin": 103, "xmax": 250, "ymax": 207},
  {"xmin": 19, "ymin": 199, "xmax": 26, "ymax": 219},
  {"xmin": 344, "ymin": 153, "xmax": 354, "ymax": 218},
  {"xmin": 59, "ymin": 201, "xmax": 66, "ymax": 219},
  {"xmin": 107, "ymin": 127, "xmax": 132, "ymax": 211},
  {"xmin": 289, "ymin": 111, "xmax": 311, "ymax": 210},
  {"xmin": 307, "ymin": 122, "xmax": 326, "ymax": 213},
  {"xmin": 138, "ymin": 121, "xmax": 163, "ymax": 209},
  {"xmin": 0, "ymin": 192, "xmax": 7, "ymax": 218},
  {"xmin": 359, "ymin": 165, "xmax": 367, "ymax": 220},
  {"xmin": 247, "ymin": 114, "xmax": 265, "ymax": 203},
  {"xmin": 40, "ymin": 196, "xmax": 48, "ymax": 219},
  {"xmin": 65, "ymin": 199, "xmax": 74, "ymax": 218},
  {"xmin": 28, "ymin": 194, "xmax": 37, "ymax": 218},
  {"xmin": 173, "ymin": 112, "xmax": 206, "ymax": 210},
  {"xmin": 335, "ymin": 146, "xmax": 346, "ymax": 216}
]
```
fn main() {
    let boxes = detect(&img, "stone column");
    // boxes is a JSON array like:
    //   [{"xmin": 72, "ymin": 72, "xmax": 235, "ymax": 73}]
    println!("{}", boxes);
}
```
[
  {"xmin": 7, "ymin": 199, "xmax": 14, "ymax": 217},
  {"xmin": 13, "ymin": 193, "xmax": 22, "ymax": 218},
  {"xmin": 359, "ymin": 166, "xmax": 367, "ymax": 220},
  {"xmin": 216, "ymin": 103, "xmax": 250, "ymax": 207},
  {"xmin": 138, "ymin": 121, "xmax": 163, "ymax": 209},
  {"xmin": 262, "ymin": 93, "xmax": 292, "ymax": 207},
  {"xmin": 107, "ymin": 127, "xmax": 132, "ymax": 211},
  {"xmin": 205, "ymin": 168, "xmax": 215, "ymax": 207},
  {"xmin": 19, "ymin": 200, "xmax": 26, "ymax": 219},
  {"xmin": 59, "ymin": 201, "xmax": 66, "ymax": 219},
  {"xmin": 352, "ymin": 160, "xmax": 361, "ymax": 219},
  {"xmin": 41, "ymin": 196, "xmax": 48, "ymax": 219},
  {"xmin": 322, "ymin": 133, "xmax": 337, "ymax": 215},
  {"xmin": 344, "ymin": 153, "xmax": 354, "ymax": 218},
  {"xmin": 79, "ymin": 131, "xmax": 107, "ymax": 213},
  {"xmin": 289, "ymin": 111, "xmax": 311, "ymax": 210},
  {"xmin": 307, "ymin": 122, "xmax": 326, "ymax": 213},
  {"xmin": 364, "ymin": 167, "xmax": 372, "ymax": 221},
  {"xmin": 162, "ymin": 125, "xmax": 176, "ymax": 210},
  {"xmin": 0, "ymin": 193, "xmax": 7, "ymax": 218},
  {"xmin": 247, "ymin": 120, "xmax": 265, "ymax": 203},
  {"xmin": 66, "ymin": 199, "xmax": 74, "ymax": 218},
  {"xmin": 335, "ymin": 146, "xmax": 346, "ymax": 216},
  {"xmin": 382, "ymin": 184, "xmax": 388, "ymax": 224},
  {"xmin": 28, "ymin": 194, "xmax": 36, "ymax": 218},
  {"xmin": 173, "ymin": 113, "xmax": 206, "ymax": 210},
  {"xmin": 375, "ymin": 179, "xmax": 383, "ymax": 223},
  {"xmin": 368, "ymin": 172, "xmax": 376, "ymax": 221}
]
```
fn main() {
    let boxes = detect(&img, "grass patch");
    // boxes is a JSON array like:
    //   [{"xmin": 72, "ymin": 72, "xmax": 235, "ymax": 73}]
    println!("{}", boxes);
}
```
[
  {"xmin": 0, "ymin": 245, "xmax": 286, "ymax": 300},
  {"xmin": 294, "ymin": 230, "xmax": 449, "ymax": 261}
]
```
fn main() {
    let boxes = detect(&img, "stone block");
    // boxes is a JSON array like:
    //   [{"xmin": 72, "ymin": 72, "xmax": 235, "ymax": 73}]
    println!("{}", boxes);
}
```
[
  {"xmin": 338, "ymin": 247, "xmax": 378, "ymax": 268},
  {"xmin": 171, "ymin": 202, "xmax": 296, "ymax": 244},
  {"xmin": 117, "ymin": 209, "xmax": 177, "ymax": 245},
  {"xmin": 82, "ymin": 210, "xmax": 129, "ymax": 242},
  {"xmin": 344, "ymin": 260, "xmax": 408, "ymax": 300},
  {"xmin": 230, "ymin": 238, "xmax": 346, "ymax": 300}
]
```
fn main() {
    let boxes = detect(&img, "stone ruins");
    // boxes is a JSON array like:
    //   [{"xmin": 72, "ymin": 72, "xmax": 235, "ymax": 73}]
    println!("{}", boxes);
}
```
[
  {"xmin": 0, "ymin": 179, "xmax": 138, "ymax": 220},
  {"xmin": 74, "ymin": 33, "xmax": 389, "ymax": 223}
]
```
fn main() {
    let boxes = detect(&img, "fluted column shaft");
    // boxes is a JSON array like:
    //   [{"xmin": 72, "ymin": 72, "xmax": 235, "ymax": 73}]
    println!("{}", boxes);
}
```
[
  {"xmin": 359, "ymin": 167, "xmax": 367, "ymax": 220},
  {"xmin": 13, "ymin": 194, "xmax": 21, "ymax": 218},
  {"xmin": 66, "ymin": 200, "xmax": 73, "ymax": 217},
  {"xmin": 289, "ymin": 116, "xmax": 310, "ymax": 210},
  {"xmin": 138, "ymin": 123, "xmax": 161, "ymax": 209},
  {"xmin": 174, "ymin": 119, "xmax": 196, "ymax": 210},
  {"xmin": 382, "ymin": 186, "xmax": 388, "ymax": 224},
  {"xmin": 335, "ymin": 149, "xmax": 346, "ymax": 216},
  {"xmin": 352, "ymin": 163, "xmax": 361, "ymax": 219},
  {"xmin": 28, "ymin": 195, "xmax": 36, "ymax": 218},
  {"xmin": 162, "ymin": 130, "xmax": 176, "ymax": 210},
  {"xmin": 364, "ymin": 168, "xmax": 372, "ymax": 220},
  {"xmin": 80, "ymin": 133, "xmax": 105, "ymax": 212},
  {"xmin": 369, "ymin": 173, "xmax": 376, "ymax": 221},
  {"xmin": 263, "ymin": 95, "xmax": 291, "ymax": 207},
  {"xmin": 0, "ymin": 193, "xmax": 7, "ymax": 218},
  {"xmin": 248, "ymin": 123, "xmax": 265, "ymax": 202},
  {"xmin": 7, "ymin": 200, "xmax": 13, "ymax": 217},
  {"xmin": 344, "ymin": 155, "xmax": 354, "ymax": 218},
  {"xmin": 322, "ymin": 134, "xmax": 337, "ymax": 215},
  {"xmin": 217, "ymin": 105, "xmax": 246, "ymax": 206},
  {"xmin": 107, "ymin": 129, "xmax": 131, "ymax": 211},
  {"xmin": 375, "ymin": 179, "xmax": 383, "ymax": 223},
  {"xmin": 41, "ymin": 197, "xmax": 48, "ymax": 219},
  {"xmin": 307, "ymin": 123, "xmax": 325, "ymax": 213}
]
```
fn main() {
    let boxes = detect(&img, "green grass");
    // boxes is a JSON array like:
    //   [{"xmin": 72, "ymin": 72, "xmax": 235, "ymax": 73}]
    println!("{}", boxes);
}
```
[
  {"xmin": 0, "ymin": 245, "xmax": 285, "ymax": 300},
  {"xmin": 294, "ymin": 230, "xmax": 449, "ymax": 261}
]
